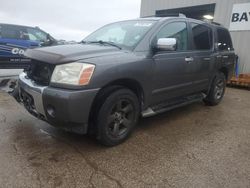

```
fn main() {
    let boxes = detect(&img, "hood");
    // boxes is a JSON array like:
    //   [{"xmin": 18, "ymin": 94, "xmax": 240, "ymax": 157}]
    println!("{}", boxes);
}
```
[{"xmin": 24, "ymin": 43, "xmax": 124, "ymax": 64}]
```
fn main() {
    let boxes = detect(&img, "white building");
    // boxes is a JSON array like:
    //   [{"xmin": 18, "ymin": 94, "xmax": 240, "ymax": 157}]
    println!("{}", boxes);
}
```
[{"xmin": 140, "ymin": 0, "xmax": 250, "ymax": 73}]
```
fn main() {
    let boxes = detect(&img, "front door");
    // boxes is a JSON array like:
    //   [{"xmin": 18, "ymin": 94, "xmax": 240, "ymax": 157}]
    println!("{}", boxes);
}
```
[{"xmin": 151, "ymin": 21, "xmax": 196, "ymax": 105}]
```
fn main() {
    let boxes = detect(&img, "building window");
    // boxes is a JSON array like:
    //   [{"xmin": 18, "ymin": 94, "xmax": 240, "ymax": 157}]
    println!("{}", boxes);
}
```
[{"xmin": 191, "ymin": 23, "xmax": 212, "ymax": 50}]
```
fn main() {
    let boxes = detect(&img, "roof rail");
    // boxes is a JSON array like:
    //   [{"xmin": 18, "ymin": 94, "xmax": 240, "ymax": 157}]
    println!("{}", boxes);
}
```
[
  {"xmin": 204, "ymin": 20, "xmax": 222, "ymax": 26},
  {"xmin": 157, "ymin": 13, "xmax": 186, "ymax": 18},
  {"xmin": 211, "ymin": 21, "xmax": 221, "ymax": 26},
  {"xmin": 141, "ymin": 13, "xmax": 186, "ymax": 18}
]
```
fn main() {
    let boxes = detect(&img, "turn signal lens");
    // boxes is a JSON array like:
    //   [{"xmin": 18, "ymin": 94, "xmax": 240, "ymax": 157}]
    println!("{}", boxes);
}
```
[{"xmin": 79, "ymin": 65, "xmax": 95, "ymax": 85}]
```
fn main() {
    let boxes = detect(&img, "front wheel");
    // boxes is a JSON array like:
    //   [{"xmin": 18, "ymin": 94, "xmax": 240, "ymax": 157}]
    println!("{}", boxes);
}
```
[
  {"xmin": 96, "ymin": 88, "xmax": 140, "ymax": 146},
  {"xmin": 204, "ymin": 72, "xmax": 226, "ymax": 106}
]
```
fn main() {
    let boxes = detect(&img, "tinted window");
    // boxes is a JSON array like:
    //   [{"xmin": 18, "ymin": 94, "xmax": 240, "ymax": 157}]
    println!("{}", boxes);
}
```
[
  {"xmin": 217, "ymin": 29, "xmax": 233, "ymax": 51},
  {"xmin": 0, "ymin": 25, "xmax": 29, "ymax": 40},
  {"xmin": 191, "ymin": 23, "xmax": 212, "ymax": 50},
  {"xmin": 156, "ymin": 22, "xmax": 188, "ymax": 51}
]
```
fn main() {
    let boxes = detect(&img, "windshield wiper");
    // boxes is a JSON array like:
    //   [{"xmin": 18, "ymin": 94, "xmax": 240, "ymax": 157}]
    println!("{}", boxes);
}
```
[{"xmin": 82, "ymin": 40, "xmax": 122, "ymax": 50}]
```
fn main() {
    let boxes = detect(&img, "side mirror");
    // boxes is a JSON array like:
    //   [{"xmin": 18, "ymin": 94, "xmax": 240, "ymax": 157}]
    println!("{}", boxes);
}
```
[{"xmin": 156, "ymin": 38, "xmax": 177, "ymax": 51}]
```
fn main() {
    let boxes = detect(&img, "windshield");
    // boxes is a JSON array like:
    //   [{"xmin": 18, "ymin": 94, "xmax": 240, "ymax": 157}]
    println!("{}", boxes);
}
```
[
  {"xmin": 26, "ymin": 28, "xmax": 48, "ymax": 42},
  {"xmin": 84, "ymin": 20, "xmax": 156, "ymax": 50}
]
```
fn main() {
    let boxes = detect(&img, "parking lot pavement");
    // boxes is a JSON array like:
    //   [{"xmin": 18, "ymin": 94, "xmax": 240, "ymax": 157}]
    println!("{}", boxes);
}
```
[{"xmin": 0, "ymin": 88, "xmax": 249, "ymax": 188}]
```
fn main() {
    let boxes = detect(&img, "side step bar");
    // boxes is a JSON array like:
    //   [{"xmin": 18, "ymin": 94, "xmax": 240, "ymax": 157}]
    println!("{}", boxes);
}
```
[
  {"xmin": 142, "ymin": 93, "xmax": 205, "ymax": 118},
  {"xmin": 141, "ymin": 108, "xmax": 156, "ymax": 117}
]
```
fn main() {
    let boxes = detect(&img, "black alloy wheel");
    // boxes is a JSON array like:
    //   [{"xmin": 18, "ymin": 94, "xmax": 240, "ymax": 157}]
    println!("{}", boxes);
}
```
[
  {"xmin": 204, "ymin": 72, "xmax": 226, "ymax": 106},
  {"xmin": 96, "ymin": 88, "xmax": 140, "ymax": 146},
  {"xmin": 107, "ymin": 99, "xmax": 134, "ymax": 138},
  {"xmin": 214, "ymin": 78, "xmax": 225, "ymax": 100}
]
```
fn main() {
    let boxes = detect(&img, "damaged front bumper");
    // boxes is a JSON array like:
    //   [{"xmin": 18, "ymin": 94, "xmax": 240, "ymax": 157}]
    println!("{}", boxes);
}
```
[{"xmin": 15, "ymin": 72, "xmax": 99, "ymax": 134}]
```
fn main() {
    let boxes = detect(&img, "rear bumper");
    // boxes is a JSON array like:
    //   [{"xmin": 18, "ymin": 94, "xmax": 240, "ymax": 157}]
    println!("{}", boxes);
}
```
[{"xmin": 17, "ymin": 73, "xmax": 99, "ymax": 134}]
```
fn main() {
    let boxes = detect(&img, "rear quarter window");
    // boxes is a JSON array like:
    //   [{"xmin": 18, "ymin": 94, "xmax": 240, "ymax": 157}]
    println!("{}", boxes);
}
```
[
  {"xmin": 191, "ymin": 23, "xmax": 213, "ymax": 50},
  {"xmin": 217, "ymin": 29, "xmax": 233, "ymax": 51}
]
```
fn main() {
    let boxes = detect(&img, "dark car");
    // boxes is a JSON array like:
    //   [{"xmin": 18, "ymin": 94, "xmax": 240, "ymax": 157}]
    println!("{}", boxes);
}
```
[
  {"xmin": 14, "ymin": 16, "xmax": 235, "ymax": 146},
  {"xmin": 0, "ymin": 23, "xmax": 57, "ymax": 69}
]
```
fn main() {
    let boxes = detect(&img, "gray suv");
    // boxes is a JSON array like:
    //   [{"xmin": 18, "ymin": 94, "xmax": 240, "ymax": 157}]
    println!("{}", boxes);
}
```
[{"xmin": 15, "ymin": 16, "xmax": 235, "ymax": 146}]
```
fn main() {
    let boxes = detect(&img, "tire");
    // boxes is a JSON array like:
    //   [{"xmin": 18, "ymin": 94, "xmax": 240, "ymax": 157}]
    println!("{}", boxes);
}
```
[
  {"xmin": 204, "ymin": 72, "xmax": 226, "ymax": 106},
  {"xmin": 96, "ymin": 88, "xmax": 140, "ymax": 146}
]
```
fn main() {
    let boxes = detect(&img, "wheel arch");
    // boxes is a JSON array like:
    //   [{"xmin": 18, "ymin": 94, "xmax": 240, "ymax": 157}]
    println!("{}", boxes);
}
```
[
  {"xmin": 219, "ymin": 67, "xmax": 229, "ymax": 80},
  {"xmin": 88, "ymin": 78, "xmax": 145, "ymax": 132}
]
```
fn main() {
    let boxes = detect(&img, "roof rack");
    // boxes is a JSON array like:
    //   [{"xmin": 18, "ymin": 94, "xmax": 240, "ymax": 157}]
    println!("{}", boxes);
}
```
[
  {"xmin": 204, "ymin": 20, "xmax": 222, "ymax": 26},
  {"xmin": 157, "ymin": 13, "xmax": 186, "ymax": 18},
  {"xmin": 211, "ymin": 21, "xmax": 221, "ymax": 26},
  {"xmin": 142, "ymin": 13, "xmax": 186, "ymax": 18}
]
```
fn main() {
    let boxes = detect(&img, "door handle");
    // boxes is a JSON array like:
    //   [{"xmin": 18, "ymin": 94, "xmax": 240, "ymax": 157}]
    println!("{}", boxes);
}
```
[
  {"xmin": 223, "ymin": 55, "xmax": 229, "ymax": 59},
  {"xmin": 185, "ymin": 57, "xmax": 194, "ymax": 63}
]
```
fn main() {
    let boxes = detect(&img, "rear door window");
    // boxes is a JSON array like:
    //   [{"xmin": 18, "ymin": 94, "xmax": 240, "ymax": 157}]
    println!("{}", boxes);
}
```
[
  {"xmin": 217, "ymin": 29, "xmax": 233, "ymax": 51},
  {"xmin": 191, "ymin": 23, "xmax": 212, "ymax": 50},
  {"xmin": 0, "ymin": 25, "xmax": 29, "ymax": 40}
]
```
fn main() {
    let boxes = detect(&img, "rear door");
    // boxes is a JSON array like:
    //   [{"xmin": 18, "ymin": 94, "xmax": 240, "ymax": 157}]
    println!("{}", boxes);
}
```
[{"xmin": 189, "ymin": 22, "xmax": 214, "ymax": 92}]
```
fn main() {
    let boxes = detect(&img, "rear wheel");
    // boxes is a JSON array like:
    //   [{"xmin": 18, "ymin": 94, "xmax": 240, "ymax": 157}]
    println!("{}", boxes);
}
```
[
  {"xmin": 204, "ymin": 72, "xmax": 226, "ymax": 106},
  {"xmin": 96, "ymin": 88, "xmax": 139, "ymax": 146}
]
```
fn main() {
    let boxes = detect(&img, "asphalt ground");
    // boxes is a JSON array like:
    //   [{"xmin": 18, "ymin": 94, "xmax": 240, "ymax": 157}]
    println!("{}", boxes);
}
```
[{"xmin": 0, "ymin": 87, "xmax": 249, "ymax": 188}]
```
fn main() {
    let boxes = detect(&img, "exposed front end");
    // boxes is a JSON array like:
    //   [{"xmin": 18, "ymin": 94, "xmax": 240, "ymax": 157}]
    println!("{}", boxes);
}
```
[{"xmin": 16, "ymin": 60, "xmax": 99, "ymax": 134}]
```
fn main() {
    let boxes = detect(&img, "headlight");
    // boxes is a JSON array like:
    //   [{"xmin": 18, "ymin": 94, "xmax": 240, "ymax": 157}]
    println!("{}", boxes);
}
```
[{"xmin": 51, "ymin": 62, "xmax": 95, "ymax": 86}]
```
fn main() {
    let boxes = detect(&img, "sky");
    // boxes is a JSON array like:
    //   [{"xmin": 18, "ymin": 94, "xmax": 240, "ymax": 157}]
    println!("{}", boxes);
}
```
[{"xmin": 0, "ymin": 0, "xmax": 141, "ymax": 41}]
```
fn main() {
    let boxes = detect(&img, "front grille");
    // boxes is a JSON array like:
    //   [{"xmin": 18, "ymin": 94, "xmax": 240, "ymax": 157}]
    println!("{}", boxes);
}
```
[{"xmin": 25, "ymin": 60, "xmax": 54, "ymax": 86}]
